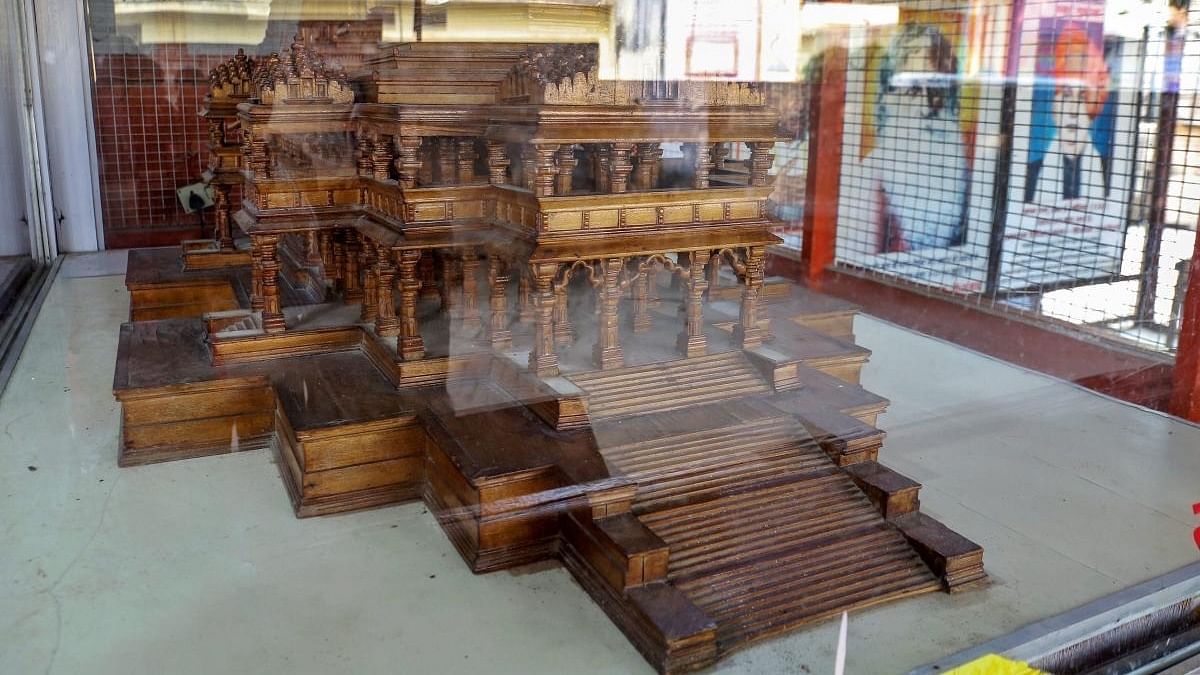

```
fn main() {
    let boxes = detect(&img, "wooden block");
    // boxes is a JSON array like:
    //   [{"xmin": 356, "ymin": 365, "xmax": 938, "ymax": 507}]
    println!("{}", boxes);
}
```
[
  {"xmin": 893, "ymin": 512, "xmax": 987, "ymax": 591},
  {"xmin": 297, "ymin": 418, "xmax": 426, "ymax": 472},
  {"xmin": 842, "ymin": 461, "xmax": 921, "ymax": 519}
]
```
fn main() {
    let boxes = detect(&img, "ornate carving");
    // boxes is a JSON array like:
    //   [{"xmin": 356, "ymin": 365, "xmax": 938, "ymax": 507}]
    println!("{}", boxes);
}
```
[
  {"xmin": 254, "ymin": 36, "xmax": 354, "ymax": 106},
  {"xmin": 528, "ymin": 262, "xmax": 560, "ymax": 377},
  {"xmin": 486, "ymin": 258, "xmax": 512, "ymax": 350},
  {"xmin": 456, "ymin": 139, "xmax": 477, "ymax": 184},
  {"xmin": 343, "ymin": 231, "xmax": 362, "ymax": 302},
  {"xmin": 498, "ymin": 44, "xmax": 764, "ymax": 107},
  {"xmin": 374, "ymin": 242, "xmax": 400, "ymax": 337},
  {"xmin": 630, "ymin": 258, "xmax": 652, "ymax": 333},
  {"xmin": 250, "ymin": 240, "xmax": 264, "ymax": 312},
  {"xmin": 372, "ymin": 134, "xmax": 393, "ymax": 181},
  {"xmin": 212, "ymin": 184, "xmax": 234, "ymax": 250},
  {"xmin": 356, "ymin": 133, "xmax": 373, "ymax": 177},
  {"xmin": 255, "ymin": 234, "xmax": 286, "ymax": 333},
  {"xmin": 608, "ymin": 143, "xmax": 633, "ymax": 194},
  {"xmin": 747, "ymin": 142, "xmax": 774, "ymax": 187},
  {"xmin": 359, "ymin": 242, "xmax": 378, "ymax": 323},
  {"xmin": 552, "ymin": 284, "xmax": 573, "ymax": 346},
  {"xmin": 634, "ymin": 143, "xmax": 661, "ymax": 191},
  {"xmin": 396, "ymin": 249, "xmax": 425, "ymax": 360},
  {"xmin": 677, "ymin": 252, "xmax": 709, "ymax": 357},
  {"xmin": 733, "ymin": 246, "xmax": 766, "ymax": 348},
  {"xmin": 395, "ymin": 136, "xmax": 422, "ymax": 189},
  {"xmin": 555, "ymin": 145, "xmax": 577, "ymax": 196},
  {"xmin": 687, "ymin": 143, "xmax": 715, "ymax": 190},
  {"xmin": 533, "ymin": 144, "xmax": 560, "ymax": 198},
  {"xmin": 208, "ymin": 49, "xmax": 256, "ymax": 102},
  {"xmin": 485, "ymin": 141, "xmax": 510, "ymax": 185},
  {"xmin": 459, "ymin": 252, "xmax": 482, "ymax": 336},
  {"xmin": 593, "ymin": 257, "xmax": 625, "ymax": 370}
]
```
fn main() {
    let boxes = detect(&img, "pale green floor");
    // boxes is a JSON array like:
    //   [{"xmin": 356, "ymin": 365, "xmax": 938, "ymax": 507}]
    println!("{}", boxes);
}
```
[{"xmin": 2, "ymin": 251, "xmax": 1199, "ymax": 674}]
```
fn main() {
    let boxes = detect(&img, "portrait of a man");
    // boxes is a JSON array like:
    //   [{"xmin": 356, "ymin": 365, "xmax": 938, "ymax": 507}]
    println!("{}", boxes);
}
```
[
  {"xmin": 866, "ymin": 22, "xmax": 970, "ymax": 253},
  {"xmin": 1024, "ymin": 26, "xmax": 1112, "ymax": 204}
]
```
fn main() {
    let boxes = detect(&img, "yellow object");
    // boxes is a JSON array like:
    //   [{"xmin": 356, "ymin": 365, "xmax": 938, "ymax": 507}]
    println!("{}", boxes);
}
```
[{"xmin": 945, "ymin": 654, "xmax": 1044, "ymax": 675}]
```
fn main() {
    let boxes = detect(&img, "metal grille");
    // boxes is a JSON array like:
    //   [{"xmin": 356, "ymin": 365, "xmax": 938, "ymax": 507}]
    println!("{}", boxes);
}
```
[
  {"xmin": 91, "ymin": 43, "xmax": 233, "ymax": 244},
  {"xmin": 822, "ymin": 0, "xmax": 1200, "ymax": 354},
  {"xmin": 86, "ymin": 0, "xmax": 300, "ymax": 246}
]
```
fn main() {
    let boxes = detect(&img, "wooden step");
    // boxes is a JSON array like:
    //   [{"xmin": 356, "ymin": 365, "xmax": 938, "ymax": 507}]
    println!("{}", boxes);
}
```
[
  {"xmin": 600, "ymin": 415, "xmax": 830, "ymax": 513},
  {"xmin": 596, "ymin": 403, "xmax": 943, "ymax": 655},
  {"xmin": 641, "ymin": 471, "xmax": 941, "ymax": 650},
  {"xmin": 571, "ymin": 351, "xmax": 771, "ymax": 420}
]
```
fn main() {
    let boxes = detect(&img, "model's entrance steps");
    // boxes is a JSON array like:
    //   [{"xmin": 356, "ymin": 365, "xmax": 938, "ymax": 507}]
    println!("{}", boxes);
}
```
[
  {"xmin": 597, "ymin": 410, "xmax": 941, "ymax": 653},
  {"xmin": 569, "ymin": 351, "xmax": 770, "ymax": 420},
  {"xmin": 641, "ymin": 473, "xmax": 940, "ymax": 648},
  {"xmin": 557, "ymin": 353, "xmax": 981, "ymax": 671},
  {"xmin": 602, "ymin": 415, "xmax": 829, "ymax": 513}
]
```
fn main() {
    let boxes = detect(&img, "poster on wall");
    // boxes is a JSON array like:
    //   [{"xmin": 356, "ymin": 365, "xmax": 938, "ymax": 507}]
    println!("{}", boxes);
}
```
[
  {"xmin": 1000, "ymin": 0, "xmax": 1134, "ymax": 290},
  {"xmin": 834, "ymin": 7, "xmax": 997, "ymax": 292}
]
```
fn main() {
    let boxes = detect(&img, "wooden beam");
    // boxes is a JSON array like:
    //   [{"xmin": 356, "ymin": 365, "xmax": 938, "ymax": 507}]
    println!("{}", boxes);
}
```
[
  {"xmin": 1170, "ymin": 236, "xmax": 1200, "ymax": 421},
  {"xmin": 800, "ymin": 45, "xmax": 847, "ymax": 286}
]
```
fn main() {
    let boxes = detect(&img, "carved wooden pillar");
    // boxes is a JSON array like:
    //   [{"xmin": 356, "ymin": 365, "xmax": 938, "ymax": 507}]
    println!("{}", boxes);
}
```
[
  {"xmin": 733, "ymin": 246, "xmax": 766, "ymax": 348},
  {"xmin": 528, "ymin": 262, "xmax": 560, "ymax": 377},
  {"xmin": 357, "ymin": 132, "xmax": 373, "ymax": 176},
  {"xmin": 343, "ymin": 232, "xmax": 363, "ymax": 302},
  {"xmin": 456, "ymin": 139, "xmax": 477, "ymax": 183},
  {"xmin": 360, "ymin": 241, "xmax": 378, "ymax": 323},
  {"xmin": 689, "ymin": 142, "xmax": 715, "ymax": 189},
  {"xmin": 631, "ymin": 261, "xmax": 652, "ymax": 333},
  {"xmin": 460, "ymin": 251, "xmax": 482, "ymax": 335},
  {"xmin": 533, "ymin": 144, "xmax": 560, "ymax": 197},
  {"xmin": 595, "ymin": 144, "xmax": 611, "ymax": 192},
  {"xmin": 609, "ymin": 142, "xmax": 634, "ymax": 194},
  {"xmin": 247, "ymin": 128, "xmax": 269, "ymax": 177},
  {"xmin": 439, "ymin": 252, "xmax": 461, "ymax": 318},
  {"xmin": 747, "ymin": 141, "xmax": 774, "ymax": 187},
  {"xmin": 395, "ymin": 136, "xmax": 423, "ymax": 189},
  {"xmin": 212, "ymin": 185, "xmax": 234, "ymax": 250},
  {"xmin": 714, "ymin": 142, "xmax": 730, "ymax": 167},
  {"xmin": 521, "ymin": 146, "xmax": 536, "ymax": 190},
  {"xmin": 552, "ymin": 282, "xmax": 573, "ymax": 346},
  {"xmin": 517, "ymin": 268, "xmax": 534, "ymax": 323},
  {"xmin": 256, "ymin": 234, "xmax": 285, "ymax": 333},
  {"xmin": 634, "ymin": 143, "xmax": 661, "ymax": 191},
  {"xmin": 486, "ymin": 141, "xmax": 510, "ymax": 185},
  {"xmin": 677, "ymin": 252, "xmax": 708, "ymax": 357},
  {"xmin": 437, "ymin": 137, "xmax": 457, "ymax": 184},
  {"xmin": 208, "ymin": 119, "xmax": 223, "ymax": 148},
  {"xmin": 555, "ymin": 145, "xmax": 576, "ymax": 195},
  {"xmin": 372, "ymin": 134, "xmax": 393, "ymax": 181},
  {"xmin": 250, "ymin": 241, "xmax": 264, "ymax": 312},
  {"xmin": 396, "ymin": 249, "xmax": 425, "ymax": 360},
  {"xmin": 331, "ymin": 230, "xmax": 347, "ymax": 289},
  {"xmin": 707, "ymin": 250, "xmax": 722, "ymax": 299},
  {"xmin": 594, "ymin": 257, "xmax": 625, "ymax": 370},
  {"xmin": 374, "ymin": 242, "xmax": 400, "ymax": 337},
  {"xmin": 487, "ymin": 258, "xmax": 512, "ymax": 350},
  {"xmin": 318, "ymin": 231, "xmax": 333, "ymax": 270}
]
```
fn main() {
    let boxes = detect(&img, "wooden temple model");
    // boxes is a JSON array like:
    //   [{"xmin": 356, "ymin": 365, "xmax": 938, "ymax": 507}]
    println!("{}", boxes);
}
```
[{"xmin": 115, "ymin": 35, "xmax": 985, "ymax": 673}]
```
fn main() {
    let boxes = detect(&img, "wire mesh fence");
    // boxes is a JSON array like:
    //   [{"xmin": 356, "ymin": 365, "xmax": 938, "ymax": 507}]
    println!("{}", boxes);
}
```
[{"xmin": 770, "ymin": 0, "xmax": 1200, "ymax": 357}]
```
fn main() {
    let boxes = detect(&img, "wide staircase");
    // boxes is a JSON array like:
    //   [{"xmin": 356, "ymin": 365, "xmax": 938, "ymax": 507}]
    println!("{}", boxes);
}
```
[{"xmin": 570, "ymin": 351, "xmax": 946, "ymax": 657}]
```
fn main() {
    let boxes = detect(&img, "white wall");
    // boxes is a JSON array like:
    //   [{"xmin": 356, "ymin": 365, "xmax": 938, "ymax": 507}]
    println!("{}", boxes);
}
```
[{"xmin": 32, "ymin": 0, "xmax": 104, "ymax": 252}]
